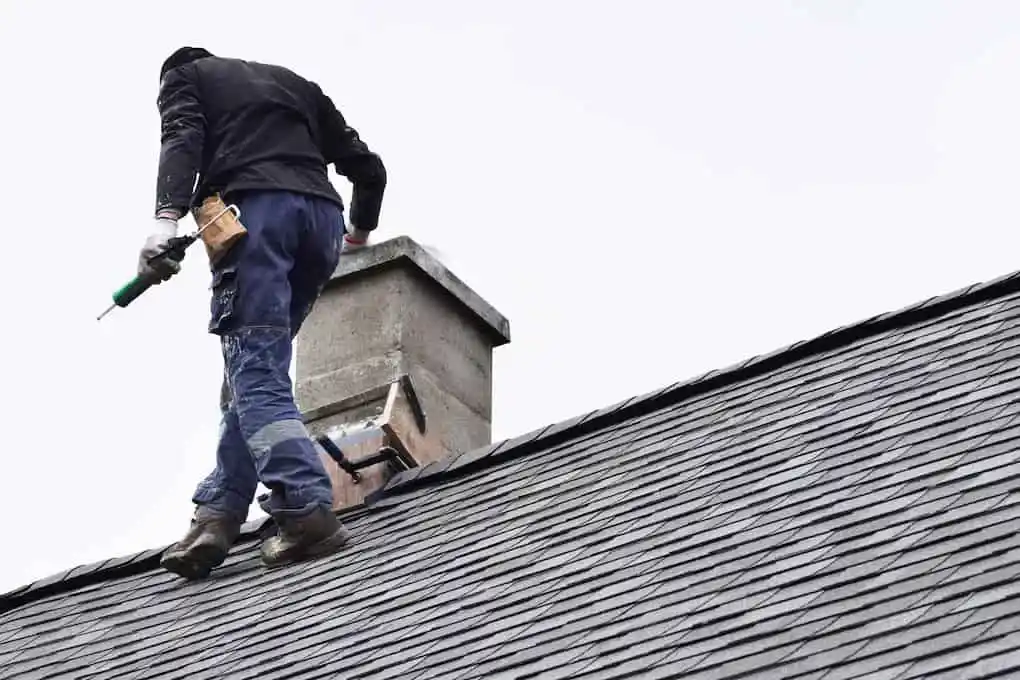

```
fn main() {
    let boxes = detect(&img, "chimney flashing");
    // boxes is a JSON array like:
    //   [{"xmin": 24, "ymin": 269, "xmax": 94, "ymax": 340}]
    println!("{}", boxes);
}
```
[
  {"xmin": 296, "ymin": 234, "xmax": 511, "ymax": 511},
  {"xmin": 326, "ymin": 236, "xmax": 511, "ymax": 347}
]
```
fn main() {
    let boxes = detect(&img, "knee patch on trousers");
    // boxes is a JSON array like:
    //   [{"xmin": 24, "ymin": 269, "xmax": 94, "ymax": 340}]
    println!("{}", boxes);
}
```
[{"xmin": 246, "ymin": 419, "xmax": 311, "ymax": 461}]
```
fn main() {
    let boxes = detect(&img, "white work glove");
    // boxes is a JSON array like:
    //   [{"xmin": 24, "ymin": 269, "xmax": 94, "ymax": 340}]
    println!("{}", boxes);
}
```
[
  {"xmin": 341, "ymin": 224, "xmax": 371, "ymax": 255},
  {"xmin": 138, "ymin": 216, "xmax": 182, "ymax": 282}
]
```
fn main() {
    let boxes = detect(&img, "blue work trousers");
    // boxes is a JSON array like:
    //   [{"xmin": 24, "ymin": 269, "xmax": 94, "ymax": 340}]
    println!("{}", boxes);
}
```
[{"xmin": 192, "ymin": 190, "xmax": 342, "ymax": 521}]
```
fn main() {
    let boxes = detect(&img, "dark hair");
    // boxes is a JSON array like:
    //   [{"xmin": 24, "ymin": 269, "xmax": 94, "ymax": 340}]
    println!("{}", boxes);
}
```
[{"xmin": 160, "ymin": 47, "xmax": 214, "ymax": 80}]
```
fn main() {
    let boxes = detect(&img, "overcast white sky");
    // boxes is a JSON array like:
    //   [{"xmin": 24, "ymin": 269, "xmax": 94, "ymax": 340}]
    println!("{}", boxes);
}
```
[{"xmin": 1, "ymin": 0, "xmax": 1019, "ymax": 593}]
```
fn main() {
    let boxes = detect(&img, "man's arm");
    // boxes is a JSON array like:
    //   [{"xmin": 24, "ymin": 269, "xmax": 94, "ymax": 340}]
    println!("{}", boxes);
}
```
[
  {"xmin": 154, "ymin": 65, "xmax": 206, "ymax": 218},
  {"xmin": 313, "ymin": 84, "xmax": 387, "ymax": 231}
]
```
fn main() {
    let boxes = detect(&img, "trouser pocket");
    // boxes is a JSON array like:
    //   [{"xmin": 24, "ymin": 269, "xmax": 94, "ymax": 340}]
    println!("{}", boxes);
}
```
[{"xmin": 209, "ymin": 265, "xmax": 239, "ymax": 334}]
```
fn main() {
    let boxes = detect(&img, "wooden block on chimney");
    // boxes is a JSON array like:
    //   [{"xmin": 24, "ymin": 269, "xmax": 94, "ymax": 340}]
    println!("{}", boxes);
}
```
[
  {"xmin": 382, "ymin": 382, "xmax": 445, "ymax": 467},
  {"xmin": 305, "ymin": 374, "xmax": 437, "ymax": 511}
]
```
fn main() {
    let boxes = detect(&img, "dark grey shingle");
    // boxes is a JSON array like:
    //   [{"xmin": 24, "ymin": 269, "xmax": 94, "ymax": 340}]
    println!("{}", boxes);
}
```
[{"xmin": 4, "ymin": 274, "xmax": 1020, "ymax": 680}]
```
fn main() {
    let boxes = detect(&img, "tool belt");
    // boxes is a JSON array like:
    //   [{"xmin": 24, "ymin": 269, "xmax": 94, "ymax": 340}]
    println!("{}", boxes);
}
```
[{"xmin": 191, "ymin": 194, "xmax": 247, "ymax": 265}]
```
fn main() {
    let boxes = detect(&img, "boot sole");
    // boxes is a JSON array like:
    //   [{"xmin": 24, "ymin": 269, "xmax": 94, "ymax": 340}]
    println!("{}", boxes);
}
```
[
  {"xmin": 261, "ymin": 526, "xmax": 352, "ymax": 569},
  {"xmin": 161, "ymin": 544, "xmax": 229, "ymax": 580}
]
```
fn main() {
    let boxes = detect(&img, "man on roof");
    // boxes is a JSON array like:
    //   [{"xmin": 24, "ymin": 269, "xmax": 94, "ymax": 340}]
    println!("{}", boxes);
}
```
[{"xmin": 142, "ymin": 46, "xmax": 387, "ymax": 579}]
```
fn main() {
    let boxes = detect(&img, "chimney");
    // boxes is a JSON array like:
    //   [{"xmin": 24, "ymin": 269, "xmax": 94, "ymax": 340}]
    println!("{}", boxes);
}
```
[{"xmin": 294, "ymin": 236, "xmax": 511, "ymax": 509}]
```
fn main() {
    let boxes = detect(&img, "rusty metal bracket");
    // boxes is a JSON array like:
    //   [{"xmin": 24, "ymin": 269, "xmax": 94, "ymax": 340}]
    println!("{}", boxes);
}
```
[
  {"xmin": 315, "ymin": 435, "xmax": 363, "ymax": 481},
  {"xmin": 316, "ymin": 436, "xmax": 416, "ymax": 484}
]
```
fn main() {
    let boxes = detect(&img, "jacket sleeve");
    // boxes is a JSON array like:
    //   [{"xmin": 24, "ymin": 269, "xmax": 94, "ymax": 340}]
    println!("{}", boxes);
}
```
[
  {"xmin": 313, "ymin": 85, "xmax": 387, "ymax": 231},
  {"xmin": 154, "ymin": 65, "xmax": 206, "ymax": 217}
]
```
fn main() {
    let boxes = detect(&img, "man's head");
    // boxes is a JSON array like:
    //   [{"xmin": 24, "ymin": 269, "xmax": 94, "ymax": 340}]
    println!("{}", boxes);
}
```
[{"xmin": 160, "ymin": 46, "xmax": 214, "ymax": 81}]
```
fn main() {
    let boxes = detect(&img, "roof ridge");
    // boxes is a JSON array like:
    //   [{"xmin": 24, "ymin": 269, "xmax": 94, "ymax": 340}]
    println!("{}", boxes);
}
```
[{"xmin": 365, "ymin": 267, "xmax": 1020, "ymax": 505}]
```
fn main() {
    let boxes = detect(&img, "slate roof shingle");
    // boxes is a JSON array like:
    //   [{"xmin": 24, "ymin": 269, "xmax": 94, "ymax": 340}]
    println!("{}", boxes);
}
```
[{"xmin": 2, "ymin": 270, "xmax": 1020, "ymax": 679}]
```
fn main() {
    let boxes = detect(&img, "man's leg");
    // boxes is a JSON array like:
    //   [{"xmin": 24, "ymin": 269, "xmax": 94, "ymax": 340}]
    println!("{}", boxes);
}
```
[
  {"xmin": 223, "ymin": 327, "xmax": 331, "ymax": 514},
  {"xmin": 160, "ymin": 371, "xmax": 255, "ymax": 579},
  {"xmin": 193, "ymin": 373, "xmax": 260, "ymax": 514},
  {"xmin": 253, "ymin": 195, "xmax": 350, "ymax": 565},
  {"xmin": 210, "ymin": 190, "xmax": 349, "ymax": 567},
  {"xmin": 253, "ymin": 200, "xmax": 344, "ymax": 518}
]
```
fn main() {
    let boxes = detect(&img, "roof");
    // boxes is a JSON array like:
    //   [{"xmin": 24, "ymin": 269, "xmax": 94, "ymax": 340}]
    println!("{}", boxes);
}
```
[{"xmin": 3, "ymin": 270, "xmax": 1020, "ymax": 679}]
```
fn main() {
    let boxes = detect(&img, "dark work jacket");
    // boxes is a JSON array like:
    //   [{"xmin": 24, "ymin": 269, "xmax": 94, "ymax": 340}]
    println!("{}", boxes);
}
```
[{"xmin": 155, "ymin": 56, "xmax": 386, "ymax": 230}]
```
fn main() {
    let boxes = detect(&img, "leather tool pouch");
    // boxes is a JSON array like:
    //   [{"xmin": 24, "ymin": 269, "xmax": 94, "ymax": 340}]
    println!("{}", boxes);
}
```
[{"xmin": 191, "ymin": 194, "xmax": 247, "ymax": 265}]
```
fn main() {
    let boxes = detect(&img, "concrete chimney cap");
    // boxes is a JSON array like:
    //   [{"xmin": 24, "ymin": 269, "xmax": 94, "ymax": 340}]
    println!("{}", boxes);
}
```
[
  {"xmin": 327, "ymin": 235, "xmax": 511, "ymax": 346},
  {"xmin": 301, "ymin": 234, "xmax": 512, "ymax": 511}
]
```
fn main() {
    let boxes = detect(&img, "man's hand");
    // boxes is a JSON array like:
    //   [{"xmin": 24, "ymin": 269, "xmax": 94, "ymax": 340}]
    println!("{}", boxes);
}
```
[
  {"xmin": 138, "ymin": 215, "xmax": 182, "ymax": 282},
  {"xmin": 341, "ymin": 225, "xmax": 371, "ymax": 255}
]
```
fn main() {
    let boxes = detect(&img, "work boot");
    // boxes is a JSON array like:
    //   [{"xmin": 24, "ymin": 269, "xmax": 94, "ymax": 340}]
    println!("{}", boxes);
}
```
[
  {"xmin": 160, "ymin": 506, "xmax": 243, "ymax": 580},
  {"xmin": 260, "ymin": 505, "xmax": 351, "ymax": 569}
]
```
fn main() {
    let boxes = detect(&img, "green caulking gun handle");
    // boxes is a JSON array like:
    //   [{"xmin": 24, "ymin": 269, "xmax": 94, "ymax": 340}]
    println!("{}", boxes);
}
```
[
  {"xmin": 111, "ymin": 273, "xmax": 160, "ymax": 308},
  {"xmin": 110, "ymin": 238, "xmax": 192, "ymax": 309}
]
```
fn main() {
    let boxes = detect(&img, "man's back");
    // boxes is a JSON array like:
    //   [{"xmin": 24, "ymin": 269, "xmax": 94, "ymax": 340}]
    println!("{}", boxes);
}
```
[{"xmin": 156, "ymin": 52, "xmax": 385, "ymax": 232}]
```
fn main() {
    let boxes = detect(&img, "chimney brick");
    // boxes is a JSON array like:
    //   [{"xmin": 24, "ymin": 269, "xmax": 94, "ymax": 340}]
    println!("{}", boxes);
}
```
[{"xmin": 295, "ymin": 236, "xmax": 510, "ymax": 509}]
